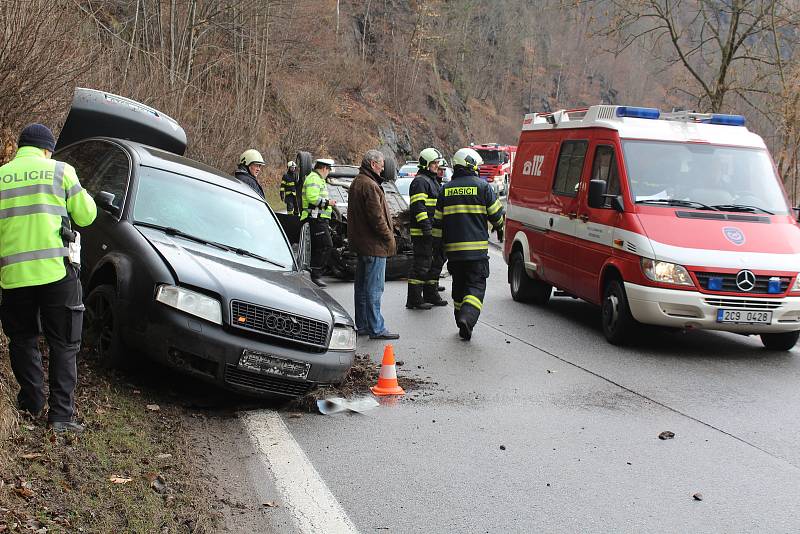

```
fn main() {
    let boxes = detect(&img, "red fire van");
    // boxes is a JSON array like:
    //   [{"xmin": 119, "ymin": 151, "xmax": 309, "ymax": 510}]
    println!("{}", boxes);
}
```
[{"xmin": 503, "ymin": 105, "xmax": 800, "ymax": 350}]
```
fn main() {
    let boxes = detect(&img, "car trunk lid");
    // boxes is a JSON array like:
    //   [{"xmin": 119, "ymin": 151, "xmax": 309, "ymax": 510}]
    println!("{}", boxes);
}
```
[{"xmin": 56, "ymin": 88, "xmax": 187, "ymax": 155}]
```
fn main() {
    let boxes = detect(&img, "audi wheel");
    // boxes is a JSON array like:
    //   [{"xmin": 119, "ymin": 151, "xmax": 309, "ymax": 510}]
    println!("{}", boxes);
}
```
[{"xmin": 84, "ymin": 284, "xmax": 127, "ymax": 367}]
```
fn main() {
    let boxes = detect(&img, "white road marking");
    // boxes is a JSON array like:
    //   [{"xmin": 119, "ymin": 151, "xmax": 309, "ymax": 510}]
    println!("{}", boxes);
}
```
[{"xmin": 241, "ymin": 410, "xmax": 360, "ymax": 534}]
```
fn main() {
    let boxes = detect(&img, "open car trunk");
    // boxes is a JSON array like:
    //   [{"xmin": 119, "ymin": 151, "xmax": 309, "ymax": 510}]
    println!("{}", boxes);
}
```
[{"xmin": 56, "ymin": 88, "xmax": 187, "ymax": 155}]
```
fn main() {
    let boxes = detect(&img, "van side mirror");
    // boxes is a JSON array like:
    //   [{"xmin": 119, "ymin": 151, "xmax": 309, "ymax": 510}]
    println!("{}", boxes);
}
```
[
  {"xmin": 588, "ymin": 179, "xmax": 625, "ymax": 212},
  {"xmin": 95, "ymin": 191, "xmax": 120, "ymax": 216},
  {"xmin": 588, "ymin": 180, "xmax": 607, "ymax": 209}
]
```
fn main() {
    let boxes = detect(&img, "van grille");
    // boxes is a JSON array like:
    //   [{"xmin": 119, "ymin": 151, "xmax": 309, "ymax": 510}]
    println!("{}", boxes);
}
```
[
  {"xmin": 694, "ymin": 272, "xmax": 790, "ymax": 294},
  {"xmin": 230, "ymin": 300, "xmax": 329, "ymax": 348},
  {"xmin": 703, "ymin": 298, "xmax": 783, "ymax": 310},
  {"xmin": 224, "ymin": 365, "xmax": 314, "ymax": 396}
]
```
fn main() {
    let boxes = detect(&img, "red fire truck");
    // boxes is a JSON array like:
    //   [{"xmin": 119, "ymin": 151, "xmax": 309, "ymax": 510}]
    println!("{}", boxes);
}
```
[{"xmin": 470, "ymin": 143, "xmax": 517, "ymax": 196}]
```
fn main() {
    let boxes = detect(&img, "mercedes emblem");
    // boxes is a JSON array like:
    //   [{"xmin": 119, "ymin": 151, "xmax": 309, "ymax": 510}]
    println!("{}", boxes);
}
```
[{"xmin": 736, "ymin": 270, "xmax": 756, "ymax": 292}]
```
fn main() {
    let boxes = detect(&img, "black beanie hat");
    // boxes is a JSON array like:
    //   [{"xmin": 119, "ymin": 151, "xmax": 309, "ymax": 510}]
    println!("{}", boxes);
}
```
[{"xmin": 18, "ymin": 123, "xmax": 56, "ymax": 152}]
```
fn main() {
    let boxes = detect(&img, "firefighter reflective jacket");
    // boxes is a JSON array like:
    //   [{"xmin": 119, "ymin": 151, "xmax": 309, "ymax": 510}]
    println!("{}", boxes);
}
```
[
  {"xmin": 280, "ymin": 171, "xmax": 297, "ymax": 197},
  {"xmin": 300, "ymin": 171, "xmax": 332, "ymax": 220},
  {"xmin": 408, "ymin": 169, "xmax": 440, "ymax": 237},
  {"xmin": 433, "ymin": 167, "xmax": 504, "ymax": 261},
  {"xmin": 0, "ymin": 146, "xmax": 97, "ymax": 289}
]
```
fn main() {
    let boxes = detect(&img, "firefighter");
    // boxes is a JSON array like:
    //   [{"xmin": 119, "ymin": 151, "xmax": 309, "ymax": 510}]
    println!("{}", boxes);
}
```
[
  {"xmin": 406, "ymin": 147, "xmax": 448, "ymax": 309},
  {"xmin": 433, "ymin": 147, "xmax": 504, "ymax": 340},
  {"xmin": 235, "ymin": 149, "xmax": 266, "ymax": 198},
  {"xmin": 0, "ymin": 124, "xmax": 97, "ymax": 432},
  {"xmin": 280, "ymin": 161, "xmax": 299, "ymax": 215},
  {"xmin": 300, "ymin": 158, "xmax": 336, "ymax": 287}
]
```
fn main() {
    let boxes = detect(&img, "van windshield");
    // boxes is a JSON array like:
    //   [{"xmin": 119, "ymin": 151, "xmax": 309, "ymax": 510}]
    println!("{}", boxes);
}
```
[
  {"xmin": 622, "ymin": 140, "xmax": 789, "ymax": 215},
  {"xmin": 132, "ymin": 167, "xmax": 294, "ymax": 269}
]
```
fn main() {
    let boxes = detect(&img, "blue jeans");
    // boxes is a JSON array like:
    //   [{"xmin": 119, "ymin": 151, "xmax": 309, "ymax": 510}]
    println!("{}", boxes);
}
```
[{"xmin": 354, "ymin": 255, "xmax": 387, "ymax": 336}]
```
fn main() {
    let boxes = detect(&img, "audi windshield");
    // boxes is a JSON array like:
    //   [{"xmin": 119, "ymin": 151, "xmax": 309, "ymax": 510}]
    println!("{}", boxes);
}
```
[
  {"xmin": 622, "ymin": 140, "xmax": 790, "ymax": 215},
  {"xmin": 132, "ymin": 167, "xmax": 294, "ymax": 269}
]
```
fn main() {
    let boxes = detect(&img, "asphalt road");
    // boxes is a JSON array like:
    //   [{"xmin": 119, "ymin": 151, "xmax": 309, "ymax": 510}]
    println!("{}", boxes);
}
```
[{"xmin": 242, "ymin": 244, "xmax": 800, "ymax": 533}]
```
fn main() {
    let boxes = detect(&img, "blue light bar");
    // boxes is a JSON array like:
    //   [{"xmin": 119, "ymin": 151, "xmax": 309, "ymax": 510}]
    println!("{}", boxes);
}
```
[
  {"xmin": 709, "ymin": 114, "xmax": 746, "ymax": 126},
  {"xmin": 768, "ymin": 277, "xmax": 782, "ymax": 294},
  {"xmin": 708, "ymin": 277, "xmax": 723, "ymax": 291},
  {"xmin": 616, "ymin": 106, "xmax": 660, "ymax": 120}
]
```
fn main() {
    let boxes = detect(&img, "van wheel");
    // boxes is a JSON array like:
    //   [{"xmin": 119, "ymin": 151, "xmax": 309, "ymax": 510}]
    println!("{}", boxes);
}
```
[
  {"xmin": 601, "ymin": 280, "xmax": 636, "ymax": 345},
  {"xmin": 510, "ymin": 250, "xmax": 551, "ymax": 304},
  {"xmin": 760, "ymin": 331, "xmax": 799, "ymax": 351},
  {"xmin": 84, "ymin": 284, "xmax": 126, "ymax": 367}
]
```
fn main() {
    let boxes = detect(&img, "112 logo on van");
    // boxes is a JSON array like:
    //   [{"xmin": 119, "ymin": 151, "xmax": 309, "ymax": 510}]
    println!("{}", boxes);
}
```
[{"xmin": 523, "ymin": 155, "xmax": 545, "ymax": 176}]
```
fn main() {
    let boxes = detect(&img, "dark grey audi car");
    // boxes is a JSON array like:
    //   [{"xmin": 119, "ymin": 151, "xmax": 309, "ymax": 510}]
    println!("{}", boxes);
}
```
[{"xmin": 54, "ymin": 88, "xmax": 355, "ymax": 397}]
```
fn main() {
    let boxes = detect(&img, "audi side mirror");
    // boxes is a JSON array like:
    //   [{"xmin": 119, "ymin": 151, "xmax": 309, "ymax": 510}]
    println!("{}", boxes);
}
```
[{"xmin": 95, "ymin": 191, "xmax": 120, "ymax": 217}]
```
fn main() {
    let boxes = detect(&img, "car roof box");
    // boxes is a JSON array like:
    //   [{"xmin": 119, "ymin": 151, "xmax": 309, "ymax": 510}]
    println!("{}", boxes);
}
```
[{"xmin": 56, "ymin": 88, "xmax": 187, "ymax": 155}]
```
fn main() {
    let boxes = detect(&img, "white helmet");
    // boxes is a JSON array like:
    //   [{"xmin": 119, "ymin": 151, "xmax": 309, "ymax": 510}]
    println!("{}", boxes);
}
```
[
  {"xmin": 287, "ymin": 160, "xmax": 297, "ymax": 169},
  {"xmin": 314, "ymin": 158, "xmax": 335, "ymax": 169},
  {"xmin": 418, "ymin": 147, "xmax": 444, "ymax": 169},
  {"xmin": 452, "ymin": 148, "xmax": 483, "ymax": 172},
  {"xmin": 240, "ymin": 149, "xmax": 264, "ymax": 167}
]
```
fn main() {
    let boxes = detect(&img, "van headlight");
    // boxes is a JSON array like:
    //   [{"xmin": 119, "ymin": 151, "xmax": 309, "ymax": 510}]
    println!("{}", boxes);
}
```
[
  {"xmin": 155, "ymin": 285, "xmax": 222, "ymax": 324},
  {"xmin": 641, "ymin": 258, "xmax": 693, "ymax": 286},
  {"xmin": 329, "ymin": 325, "xmax": 356, "ymax": 351}
]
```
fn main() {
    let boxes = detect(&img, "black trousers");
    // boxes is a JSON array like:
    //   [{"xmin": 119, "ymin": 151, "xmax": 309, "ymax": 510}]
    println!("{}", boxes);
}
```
[
  {"xmin": 448, "ymin": 259, "xmax": 489, "ymax": 329},
  {"xmin": 309, "ymin": 218, "xmax": 333, "ymax": 277},
  {"xmin": 0, "ymin": 266, "xmax": 83, "ymax": 422},
  {"xmin": 285, "ymin": 194, "xmax": 298, "ymax": 215},
  {"xmin": 408, "ymin": 235, "xmax": 444, "ymax": 285}
]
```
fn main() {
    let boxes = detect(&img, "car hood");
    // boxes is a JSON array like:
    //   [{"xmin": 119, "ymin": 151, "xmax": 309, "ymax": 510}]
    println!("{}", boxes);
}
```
[
  {"xmin": 635, "ymin": 211, "xmax": 800, "ymax": 271},
  {"xmin": 139, "ymin": 227, "xmax": 352, "ymax": 326}
]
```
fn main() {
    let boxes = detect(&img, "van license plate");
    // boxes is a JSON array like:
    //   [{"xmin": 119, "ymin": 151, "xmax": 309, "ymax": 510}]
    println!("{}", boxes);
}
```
[
  {"xmin": 716, "ymin": 309, "xmax": 772, "ymax": 324},
  {"xmin": 238, "ymin": 350, "xmax": 311, "ymax": 379}
]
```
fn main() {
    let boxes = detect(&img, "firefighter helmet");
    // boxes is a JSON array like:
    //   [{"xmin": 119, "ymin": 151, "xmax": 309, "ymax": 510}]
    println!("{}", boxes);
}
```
[
  {"xmin": 452, "ymin": 148, "xmax": 483, "ymax": 172},
  {"xmin": 240, "ymin": 149, "xmax": 264, "ymax": 167},
  {"xmin": 418, "ymin": 147, "xmax": 444, "ymax": 169},
  {"xmin": 287, "ymin": 160, "xmax": 297, "ymax": 169}
]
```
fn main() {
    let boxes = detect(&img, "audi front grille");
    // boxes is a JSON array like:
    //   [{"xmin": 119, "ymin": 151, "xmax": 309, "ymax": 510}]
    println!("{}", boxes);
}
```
[{"xmin": 230, "ymin": 300, "xmax": 330, "ymax": 348}]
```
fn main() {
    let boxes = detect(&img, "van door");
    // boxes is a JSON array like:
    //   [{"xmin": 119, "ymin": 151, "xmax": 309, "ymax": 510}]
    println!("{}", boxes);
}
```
[
  {"xmin": 542, "ymin": 139, "xmax": 589, "ymax": 291},
  {"xmin": 573, "ymin": 142, "xmax": 623, "ymax": 303}
]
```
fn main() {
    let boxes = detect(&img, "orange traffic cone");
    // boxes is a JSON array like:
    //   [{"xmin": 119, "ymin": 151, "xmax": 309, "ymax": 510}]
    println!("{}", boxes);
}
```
[{"xmin": 370, "ymin": 344, "xmax": 405, "ymax": 396}]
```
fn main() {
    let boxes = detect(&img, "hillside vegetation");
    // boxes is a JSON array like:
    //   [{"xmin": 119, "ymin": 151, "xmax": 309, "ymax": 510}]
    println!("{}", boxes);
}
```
[{"xmin": 1, "ymin": 0, "xmax": 798, "ymax": 200}]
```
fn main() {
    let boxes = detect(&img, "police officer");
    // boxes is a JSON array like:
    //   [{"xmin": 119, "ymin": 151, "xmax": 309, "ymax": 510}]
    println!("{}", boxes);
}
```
[
  {"xmin": 433, "ymin": 148, "xmax": 504, "ymax": 340},
  {"xmin": 280, "ymin": 161, "xmax": 299, "ymax": 215},
  {"xmin": 235, "ymin": 149, "xmax": 266, "ymax": 198},
  {"xmin": 406, "ymin": 147, "xmax": 448, "ymax": 309},
  {"xmin": 0, "ymin": 124, "xmax": 97, "ymax": 432},
  {"xmin": 300, "ymin": 158, "xmax": 336, "ymax": 287}
]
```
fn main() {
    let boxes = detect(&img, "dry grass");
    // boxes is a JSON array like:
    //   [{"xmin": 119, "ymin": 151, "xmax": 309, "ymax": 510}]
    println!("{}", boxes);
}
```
[{"xmin": 0, "ymin": 344, "xmax": 219, "ymax": 532}]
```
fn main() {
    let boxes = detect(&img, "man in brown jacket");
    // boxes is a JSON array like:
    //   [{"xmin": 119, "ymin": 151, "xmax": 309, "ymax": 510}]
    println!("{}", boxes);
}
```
[{"xmin": 347, "ymin": 149, "xmax": 400, "ymax": 340}]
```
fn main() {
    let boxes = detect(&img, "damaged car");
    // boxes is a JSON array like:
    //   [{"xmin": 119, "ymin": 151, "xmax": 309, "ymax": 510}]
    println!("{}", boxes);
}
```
[
  {"xmin": 277, "ymin": 153, "xmax": 414, "ymax": 280},
  {"xmin": 54, "ymin": 88, "xmax": 356, "ymax": 398}
]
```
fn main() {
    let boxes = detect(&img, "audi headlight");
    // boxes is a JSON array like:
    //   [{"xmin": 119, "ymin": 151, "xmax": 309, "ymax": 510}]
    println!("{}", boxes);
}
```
[
  {"xmin": 329, "ymin": 325, "xmax": 356, "ymax": 351},
  {"xmin": 155, "ymin": 285, "xmax": 222, "ymax": 324},
  {"xmin": 641, "ymin": 258, "xmax": 693, "ymax": 286},
  {"xmin": 792, "ymin": 275, "xmax": 800, "ymax": 293}
]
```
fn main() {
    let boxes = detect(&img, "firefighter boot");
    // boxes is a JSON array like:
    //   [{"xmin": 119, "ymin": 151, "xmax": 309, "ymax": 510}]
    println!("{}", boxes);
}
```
[
  {"xmin": 456, "ymin": 306, "xmax": 479, "ymax": 341},
  {"xmin": 423, "ymin": 284, "xmax": 448, "ymax": 306},
  {"xmin": 406, "ymin": 284, "xmax": 432, "ymax": 310}
]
